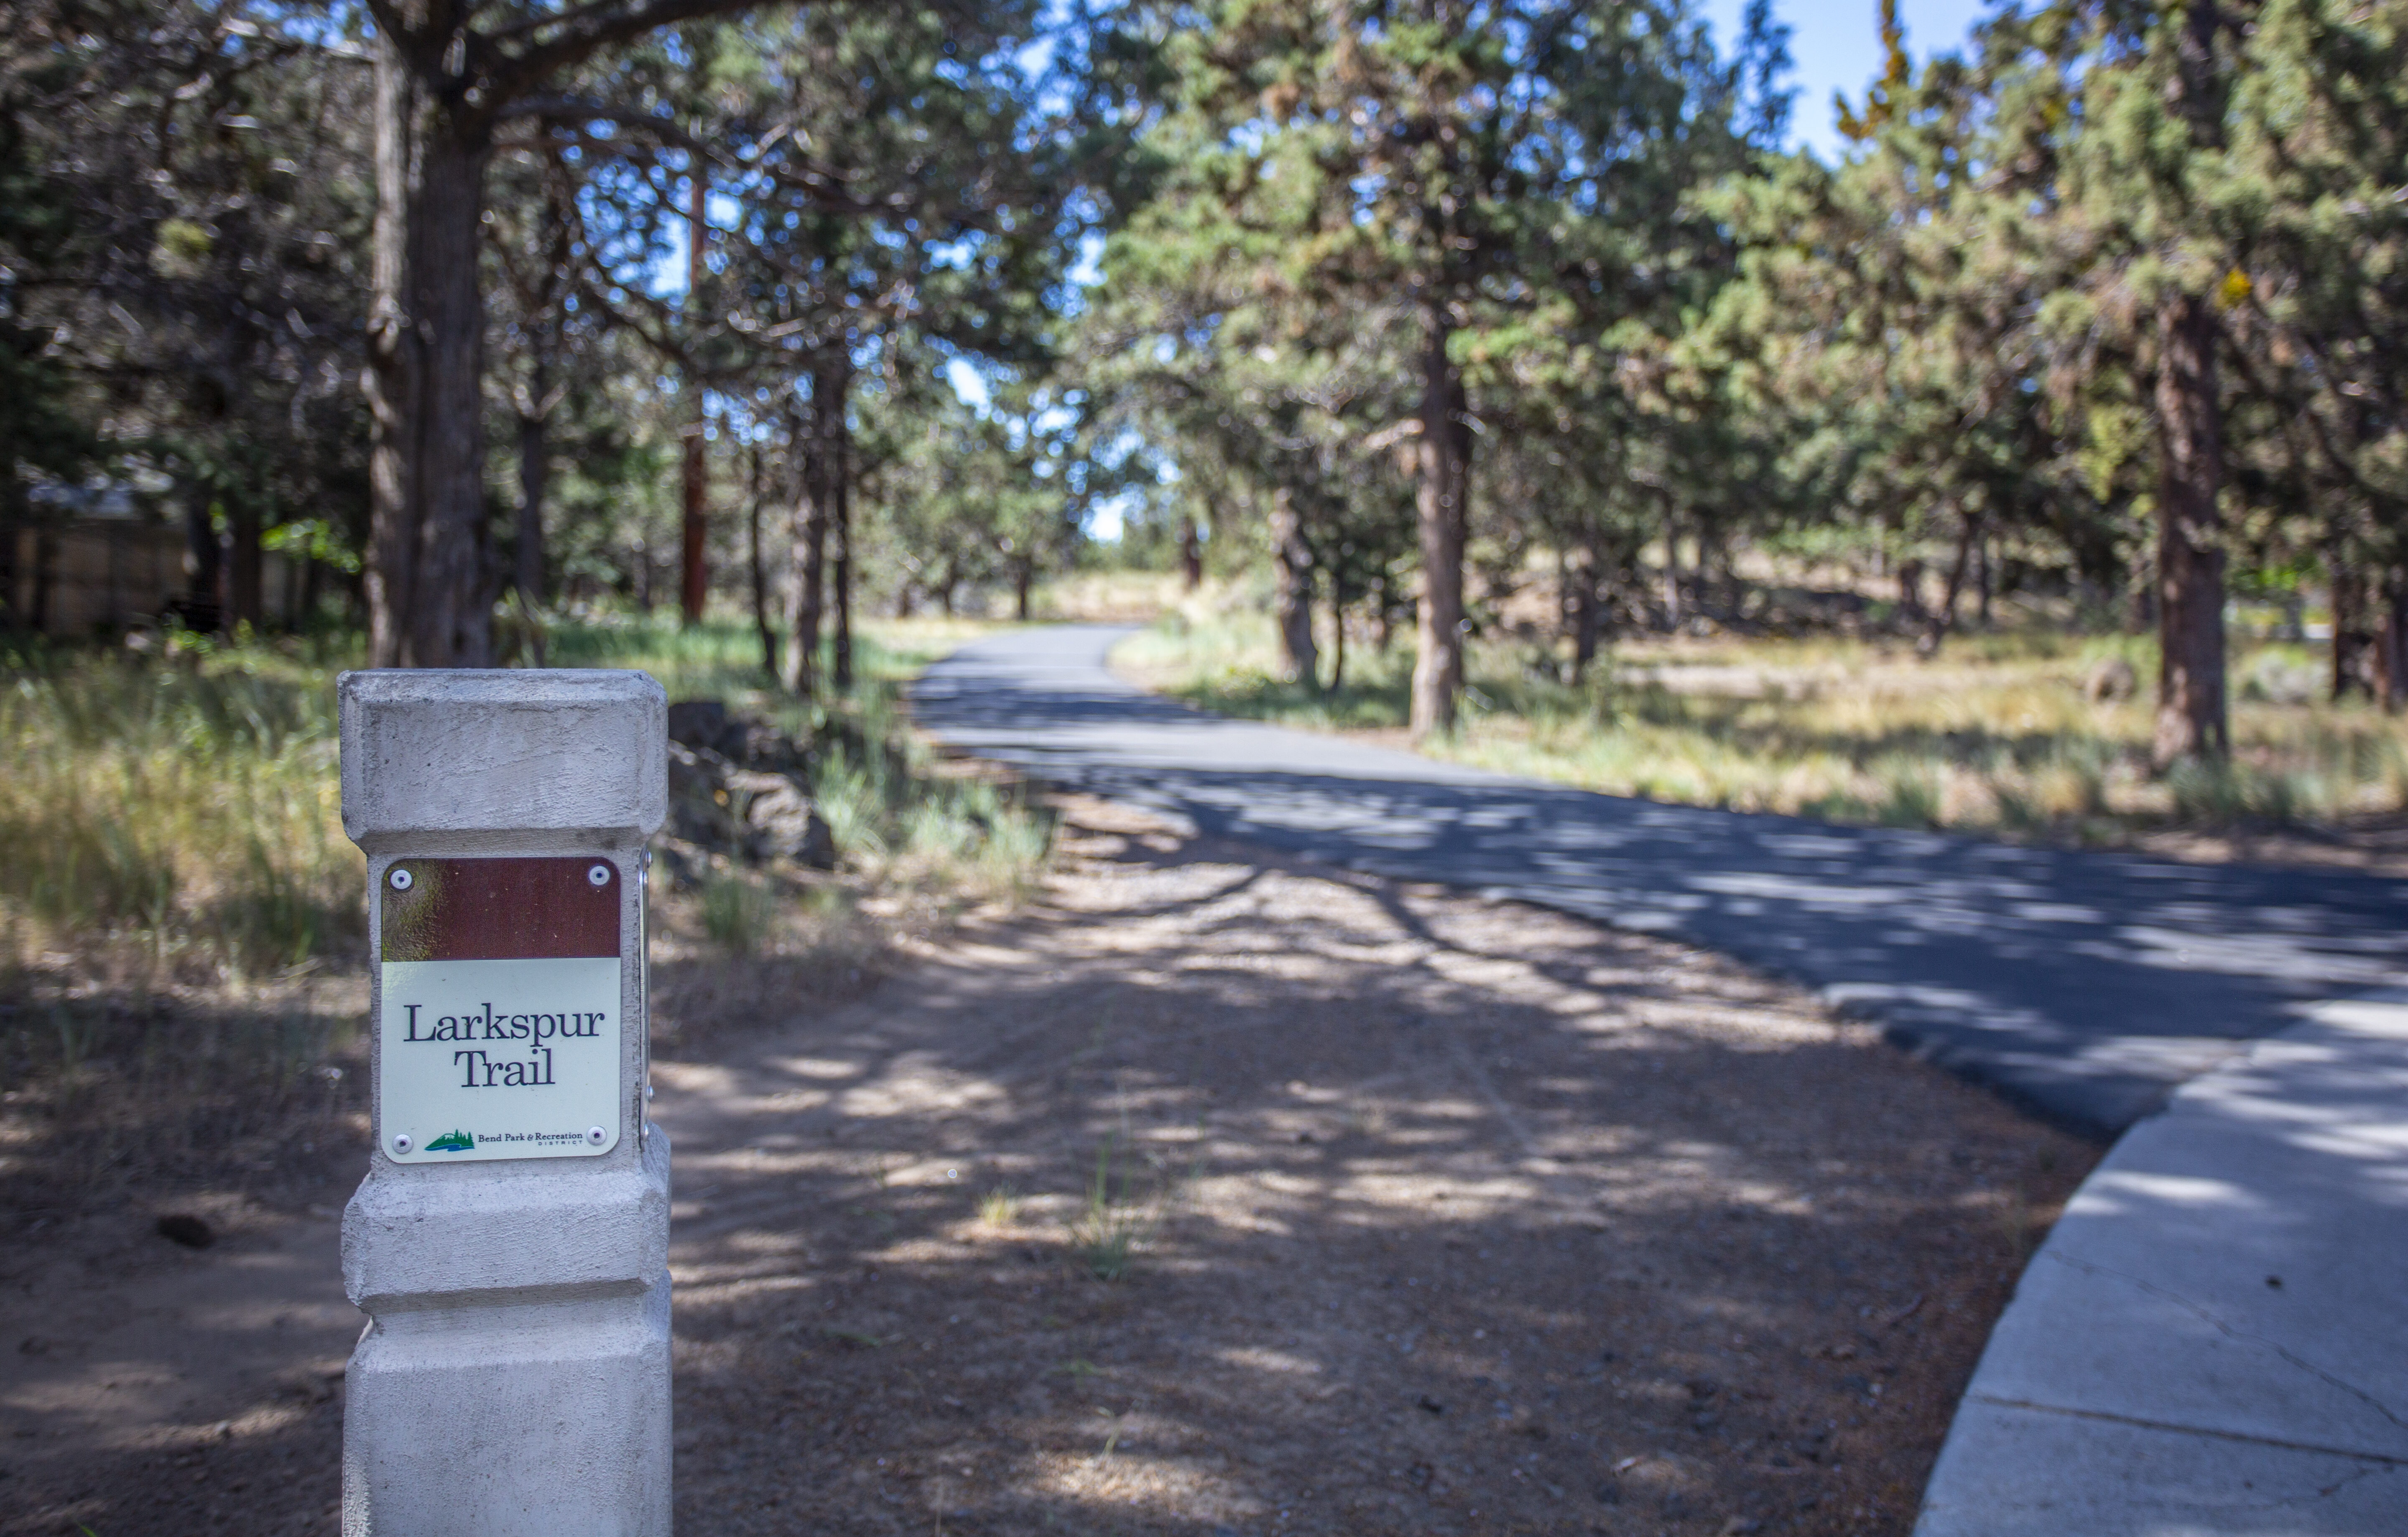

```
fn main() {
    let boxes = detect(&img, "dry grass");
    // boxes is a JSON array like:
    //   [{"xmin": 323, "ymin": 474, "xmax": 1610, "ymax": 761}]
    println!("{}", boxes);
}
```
[
  {"xmin": 0, "ymin": 616, "xmax": 1054, "ymax": 1224},
  {"xmin": 1116, "ymin": 607, "xmax": 2408, "ymax": 849}
]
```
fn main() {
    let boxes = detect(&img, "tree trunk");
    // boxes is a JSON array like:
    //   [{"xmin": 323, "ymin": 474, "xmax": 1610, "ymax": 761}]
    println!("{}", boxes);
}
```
[
  {"xmin": 365, "ymin": 37, "xmax": 494, "ymax": 668},
  {"xmin": 1013, "ymin": 560, "xmax": 1033, "ymax": 622},
  {"xmin": 747, "ymin": 441, "xmax": 777, "ymax": 680},
  {"xmin": 2377, "ymin": 570, "xmax": 2408, "ymax": 714},
  {"xmin": 1568, "ymin": 537, "xmax": 1604, "ymax": 684},
  {"xmin": 183, "ymin": 494, "xmax": 222, "ymax": 630},
  {"xmin": 2153, "ymin": 292, "xmax": 2229, "ymax": 764},
  {"xmin": 1409, "ymin": 305, "xmax": 1468, "ymax": 738},
  {"xmin": 679, "ymin": 171, "xmax": 708, "ymax": 627},
  {"xmin": 515, "ymin": 354, "xmax": 549, "ymax": 606},
  {"xmin": 782, "ymin": 403, "xmax": 829, "ymax": 700},
  {"xmin": 1974, "ymin": 531, "xmax": 1992, "ymax": 627},
  {"xmin": 1895, "ymin": 557, "xmax": 1927, "ymax": 625},
  {"xmin": 1919, "ymin": 511, "xmax": 1977, "ymax": 656},
  {"xmin": 1660, "ymin": 510, "xmax": 1684, "ymax": 629},
  {"xmin": 2333, "ymin": 562, "xmax": 2371, "ymax": 701},
  {"xmin": 831, "ymin": 379, "xmax": 853, "ymax": 692},
  {"xmin": 28, "ymin": 524, "xmax": 57, "ymax": 634},
  {"xmin": 1269, "ymin": 486, "xmax": 1319, "ymax": 689},
  {"xmin": 1328, "ymin": 572, "xmax": 1348, "ymax": 690},
  {"xmin": 1179, "ymin": 517, "xmax": 1203, "ymax": 590},
  {"xmin": 227, "ymin": 496, "xmax": 262, "ymax": 631}
]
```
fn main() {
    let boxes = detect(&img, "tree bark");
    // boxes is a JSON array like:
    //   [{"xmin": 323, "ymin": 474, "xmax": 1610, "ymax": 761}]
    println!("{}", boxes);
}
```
[
  {"xmin": 1974, "ymin": 531, "xmax": 1992, "ymax": 628},
  {"xmin": 2152, "ymin": 292, "xmax": 2229, "ymax": 764},
  {"xmin": 183, "ymin": 494, "xmax": 222, "ymax": 630},
  {"xmin": 1409, "ymin": 305, "xmax": 1468, "ymax": 738},
  {"xmin": 747, "ymin": 441, "xmax": 777, "ymax": 680},
  {"xmin": 2332, "ymin": 561, "xmax": 2370, "ymax": 701},
  {"xmin": 679, "ymin": 169, "xmax": 709, "ymax": 626},
  {"xmin": 227, "ymin": 496, "xmax": 262, "ymax": 631},
  {"xmin": 1179, "ymin": 517, "xmax": 1203, "ymax": 590},
  {"xmin": 1269, "ymin": 486, "xmax": 1319, "ymax": 689},
  {"xmin": 2377, "ymin": 570, "xmax": 2408, "ymax": 714},
  {"xmin": 1919, "ymin": 511, "xmax": 1977, "ymax": 656},
  {"xmin": 1328, "ymin": 568, "xmax": 1348, "ymax": 690},
  {"xmin": 832, "ymin": 402, "xmax": 853, "ymax": 692},
  {"xmin": 782, "ymin": 401, "xmax": 829, "ymax": 700},
  {"xmin": 1567, "ymin": 535, "xmax": 1603, "ymax": 684},
  {"xmin": 1659, "ymin": 510, "xmax": 1684, "ymax": 629},
  {"xmin": 515, "ymin": 353, "xmax": 549, "ymax": 607},
  {"xmin": 365, "ymin": 35, "xmax": 494, "ymax": 668}
]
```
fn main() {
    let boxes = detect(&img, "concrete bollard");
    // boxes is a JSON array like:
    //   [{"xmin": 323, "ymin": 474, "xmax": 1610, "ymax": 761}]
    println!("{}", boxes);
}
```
[{"xmin": 337, "ymin": 670, "xmax": 670, "ymax": 1537}]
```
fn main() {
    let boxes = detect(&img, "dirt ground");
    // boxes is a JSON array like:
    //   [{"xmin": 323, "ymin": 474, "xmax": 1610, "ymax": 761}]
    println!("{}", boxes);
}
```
[{"xmin": 0, "ymin": 799, "xmax": 2095, "ymax": 1536}]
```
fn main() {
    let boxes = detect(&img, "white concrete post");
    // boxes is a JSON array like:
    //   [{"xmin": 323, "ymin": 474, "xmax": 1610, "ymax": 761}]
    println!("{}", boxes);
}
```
[{"xmin": 337, "ymin": 670, "xmax": 670, "ymax": 1537}]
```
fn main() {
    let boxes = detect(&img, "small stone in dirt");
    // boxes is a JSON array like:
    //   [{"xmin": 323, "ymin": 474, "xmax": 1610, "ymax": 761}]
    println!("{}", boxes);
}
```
[
  {"xmin": 156, "ymin": 1214, "xmax": 214, "ymax": 1249},
  {"xmin": 2084, "ymin": 658, "xmax": 2138, "ymax": 702},
  {"xmin": 1722, "ymin": 1519, "xmax": 1764, "ymax": 1534},
  {"xmin": 1417, "ymin": 1395, "xmax": 1447, "ymax": 1415}
]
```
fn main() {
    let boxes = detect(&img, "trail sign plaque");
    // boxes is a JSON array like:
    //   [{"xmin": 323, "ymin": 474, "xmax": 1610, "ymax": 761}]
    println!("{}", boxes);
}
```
[
  {"xmin": 337, "ymin": 669, "xmax": 671, "ymax": 1537},
  {"xmin": 378, "ymin": 855, "xmax": 628, "ymax": 1162}
]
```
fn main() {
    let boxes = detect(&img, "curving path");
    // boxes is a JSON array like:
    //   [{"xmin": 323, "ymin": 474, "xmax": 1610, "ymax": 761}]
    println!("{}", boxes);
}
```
[{"xmin": 913, "ymin": 624, "xmax": 2408, "ymax": 1138}]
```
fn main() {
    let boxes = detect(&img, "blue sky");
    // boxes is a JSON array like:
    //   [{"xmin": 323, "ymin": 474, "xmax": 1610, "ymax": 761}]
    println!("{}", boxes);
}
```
[{"xmin": 1702, "ymin": 0, "xmax": 1995, "ymax": 161}]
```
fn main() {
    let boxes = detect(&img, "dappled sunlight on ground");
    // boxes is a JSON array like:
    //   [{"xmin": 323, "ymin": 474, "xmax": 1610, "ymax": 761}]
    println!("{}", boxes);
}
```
[{"xmin": 656, "ymin": 801, "xmax": 2094, "ymax": 1536}]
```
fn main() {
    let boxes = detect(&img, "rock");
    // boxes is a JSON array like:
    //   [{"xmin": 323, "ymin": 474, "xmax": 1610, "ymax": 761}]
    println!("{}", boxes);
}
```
[
  {"xmin": 667, "ymin": 699, "xmax": 733, "ymax": 752},
  {"xmin": 667, "ymin": 741, "xmax": 743, "ymax": 849},
  {"xmin": 668, "ymin": 698, "xmax": 812, "ymax": 772},
  {"xmin": 663, "ymin": 707, "xmax": 836, "ymax": 869},
  {"xmin": 2084, "ymin": 657, "xmax": 2138, "ymax": 702},
  {"xmin": 156, "ymin": 1213, "xmax": 214, "ymax": 1249},
  {"xmin": 730, "ymin": 771, "xmax": 838, "ymax": 870}
]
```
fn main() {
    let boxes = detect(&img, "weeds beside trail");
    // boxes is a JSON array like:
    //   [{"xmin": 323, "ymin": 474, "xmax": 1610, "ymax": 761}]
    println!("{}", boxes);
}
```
[
  {"xmin": 0, "ymin": 618, "xmax": 1051, "ymax": 1225},
  {"xmin": 1117, "ymin": 610, "xmax": 2408, "ymax": 852}
]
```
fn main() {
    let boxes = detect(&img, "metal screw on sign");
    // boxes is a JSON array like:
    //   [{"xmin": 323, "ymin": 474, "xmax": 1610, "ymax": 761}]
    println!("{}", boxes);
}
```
[
  {"xmin": 389, "ymin": 867, "xmax": 413, "ymax": 892},
  {"xmin": 391, "ymin": 1133, "xmax": 412, "ymax": 1154},
  {"xmin": 589, "ymin": 863, "xmax": 612, "ymax": 887}
]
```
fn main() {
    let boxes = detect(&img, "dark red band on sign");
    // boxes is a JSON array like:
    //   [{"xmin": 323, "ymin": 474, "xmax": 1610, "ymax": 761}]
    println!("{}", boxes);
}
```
[{"xmin": 380, "ymin": 857, "xmax": 622, "ymax": 963}]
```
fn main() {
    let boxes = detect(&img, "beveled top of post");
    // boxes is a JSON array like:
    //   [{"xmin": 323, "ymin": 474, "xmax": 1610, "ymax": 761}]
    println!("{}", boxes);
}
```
[{"xmin": 339, "ymin": 669, "xmax": 667, "ymax": 844}]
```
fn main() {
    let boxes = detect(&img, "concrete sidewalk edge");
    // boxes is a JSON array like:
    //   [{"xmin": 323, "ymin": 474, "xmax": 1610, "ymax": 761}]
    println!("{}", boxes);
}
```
[{"xmin": 1913, "ymin": 991, "xmax": 2408, "ymax": 1534}]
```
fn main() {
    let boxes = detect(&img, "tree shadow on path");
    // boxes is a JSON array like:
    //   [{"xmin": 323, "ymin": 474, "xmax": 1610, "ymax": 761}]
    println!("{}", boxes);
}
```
[{"xmin": 658, "ymin": 807, "xmax": 2096, "ymax": 1536}]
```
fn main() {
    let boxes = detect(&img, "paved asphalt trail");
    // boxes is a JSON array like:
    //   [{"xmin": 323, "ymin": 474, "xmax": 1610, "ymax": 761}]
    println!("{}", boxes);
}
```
[{"xmin": 913, "ymin": 624, "xmax": 2408, "ymax": 1137}]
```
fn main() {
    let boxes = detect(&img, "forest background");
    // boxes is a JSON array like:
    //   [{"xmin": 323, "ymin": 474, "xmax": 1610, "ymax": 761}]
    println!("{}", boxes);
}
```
[{"xmin": 6, "ymin": 0, "xmax": 2408, "ymax": 761}]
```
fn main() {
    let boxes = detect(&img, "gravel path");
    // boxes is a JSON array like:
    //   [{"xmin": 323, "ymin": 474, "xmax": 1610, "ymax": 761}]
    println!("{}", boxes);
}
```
[{"xmin": 656, "ymin": 801, "xmax": 2090, "ymax": 1535}]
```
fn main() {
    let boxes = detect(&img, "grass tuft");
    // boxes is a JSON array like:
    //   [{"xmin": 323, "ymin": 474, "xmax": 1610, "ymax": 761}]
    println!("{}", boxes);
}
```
[{"xmin": 1115, "ymin": 611, "xmax": 2408, "ymax": 845}]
